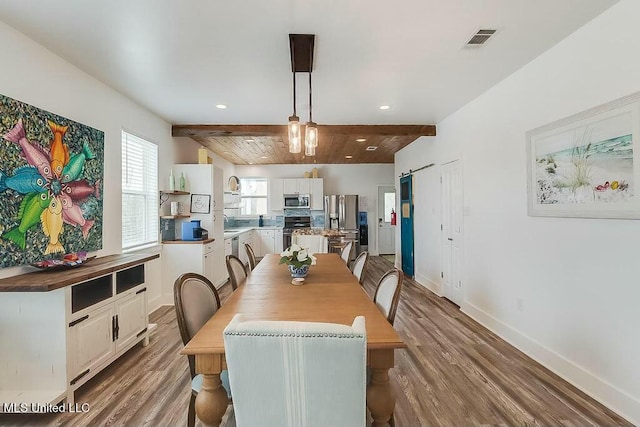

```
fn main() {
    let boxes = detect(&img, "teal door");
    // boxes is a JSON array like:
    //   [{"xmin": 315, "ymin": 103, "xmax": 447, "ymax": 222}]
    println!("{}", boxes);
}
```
[{"xmin": 400, "ymin": 175, "xmax": 414, "ymax": 277}]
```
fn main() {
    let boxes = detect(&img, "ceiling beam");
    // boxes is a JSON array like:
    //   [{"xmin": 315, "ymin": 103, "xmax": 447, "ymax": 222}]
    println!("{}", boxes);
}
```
[{"xmin": 172, "ymin": 124, "xmax": 436, "ymax": 138}]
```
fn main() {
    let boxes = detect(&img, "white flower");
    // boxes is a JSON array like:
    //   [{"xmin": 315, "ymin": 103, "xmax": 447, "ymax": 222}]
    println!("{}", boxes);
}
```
[
  {"xmin": 290, "ymin": 243, "xmax": 302, "ymax": 253},
  {"xmin": 309, "ymin": 254, "xmax": 317, "ymax": 265},
  {"xmin": 281, "ymin": 249, "xmax": 292, "ymax": 257},
  {"xmin": 297, "ymin": 249, "xmax": 308, "ymax": 262}
]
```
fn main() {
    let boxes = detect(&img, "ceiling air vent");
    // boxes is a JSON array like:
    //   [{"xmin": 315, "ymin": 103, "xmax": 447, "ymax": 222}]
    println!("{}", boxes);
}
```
[
  {"xmin": 466, "ymin": 29, "xmax": 496, "ymax": 46},
  {"xmin": 365, "ymin": 146, "xmax": 377, "ymax": 151}
]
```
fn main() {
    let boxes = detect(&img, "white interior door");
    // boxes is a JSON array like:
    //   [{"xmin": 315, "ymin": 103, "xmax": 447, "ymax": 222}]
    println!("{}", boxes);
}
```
[
  {"xmin": 441, "ymin": 160, "xmax": 463, "ymax": 305},
  {"xmin": 377, "ymin": 186, "xmax": 396, "ymax": 255}
]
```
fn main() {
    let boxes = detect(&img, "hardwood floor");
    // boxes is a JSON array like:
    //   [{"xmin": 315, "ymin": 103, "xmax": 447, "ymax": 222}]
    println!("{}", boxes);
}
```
[{"xmin": 1, "ymin": 257, "xmax": 631, "ymax": 426}]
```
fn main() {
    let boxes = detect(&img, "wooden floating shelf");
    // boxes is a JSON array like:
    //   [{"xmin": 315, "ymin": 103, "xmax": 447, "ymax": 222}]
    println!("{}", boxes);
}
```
[
  {"xmin": 160, "ymin": 215, "xmax": 190, "ymax": 219},
  {"xmin": 161, "ymin": 190, "xmax": 189, "ymax": 195}
]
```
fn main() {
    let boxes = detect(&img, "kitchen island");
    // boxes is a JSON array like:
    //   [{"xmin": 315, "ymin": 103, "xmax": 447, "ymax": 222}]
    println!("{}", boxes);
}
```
[{"xmin": 292, "ymin": 228, "xmax": 358, "ymax": 256}]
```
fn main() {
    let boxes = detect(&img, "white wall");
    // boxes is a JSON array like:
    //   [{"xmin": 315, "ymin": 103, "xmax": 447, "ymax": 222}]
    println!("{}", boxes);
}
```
[
  {"xmin": 0, "ymin": 21, "xmax": 197, "ymax": 313},
  {"xmin": 234, "ymin": 164, "xmax": 395, "ymax": 255},
  {"xmin": 395, "ymin": 0, "xmax": 640, "ymax": 422}
]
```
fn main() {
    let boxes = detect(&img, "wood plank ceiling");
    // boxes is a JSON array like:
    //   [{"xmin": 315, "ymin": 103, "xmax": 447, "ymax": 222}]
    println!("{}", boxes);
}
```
[{"xmin": 172, "ymin": 124, "xmax": 436, "ymax": 164}]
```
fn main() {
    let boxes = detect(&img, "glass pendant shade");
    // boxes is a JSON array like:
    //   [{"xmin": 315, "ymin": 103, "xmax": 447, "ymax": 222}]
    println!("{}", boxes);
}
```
[
  {"xmin": 305, "ymin": 121, "xmax": 318, "ymax": 148},
  {"xmin": 304, "ymin": 137, "xmax": 316, "ymax": 156},
  {"xmin": 288, "ymin": 115, "xmax": 301, "ymax": 153}
]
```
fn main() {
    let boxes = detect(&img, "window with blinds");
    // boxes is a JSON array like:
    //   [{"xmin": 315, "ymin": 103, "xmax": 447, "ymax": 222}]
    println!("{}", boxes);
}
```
[
  {"xmin": 121, "ymin": 131, "xmax": 159, "ymax": 249},
  {"xmin": 240, "ymin": 177, "xmax": 268, "ymax": 215}
]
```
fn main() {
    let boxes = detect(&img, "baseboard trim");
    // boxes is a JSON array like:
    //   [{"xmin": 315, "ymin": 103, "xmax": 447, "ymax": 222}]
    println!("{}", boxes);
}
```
[
  {"xmin": 414, "ymin": 273, "xmax": 442, "ymax": 296},
  {"xmin": 147, "ymin": 295, "xmax": 163, "ymax": 315},
  {"xmin": 462, "ymin": 302, "xmax": 639, "ymax": 425}
]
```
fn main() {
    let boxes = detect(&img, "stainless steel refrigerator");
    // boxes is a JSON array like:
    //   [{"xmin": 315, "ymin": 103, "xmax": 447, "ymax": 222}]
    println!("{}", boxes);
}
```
[{"xmin": 324, "ymin": 195, "xmax": 360, "ymax": 258}]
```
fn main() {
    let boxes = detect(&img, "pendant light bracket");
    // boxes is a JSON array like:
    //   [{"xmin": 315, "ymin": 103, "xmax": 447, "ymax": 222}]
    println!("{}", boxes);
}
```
[{"xmin": 289, "ymin": 34, "xmax": 315, "ymax": 72}]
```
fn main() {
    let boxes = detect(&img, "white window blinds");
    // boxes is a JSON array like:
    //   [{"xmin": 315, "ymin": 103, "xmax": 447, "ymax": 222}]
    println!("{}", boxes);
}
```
[{"xmin": 121, "ymin": 131, "xmax": 158, "ymax": 249}]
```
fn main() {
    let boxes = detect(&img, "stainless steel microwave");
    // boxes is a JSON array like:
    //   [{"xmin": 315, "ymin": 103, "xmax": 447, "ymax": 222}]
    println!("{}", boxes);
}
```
[{"xmin": 284, "ymin": 194, "xmax": 310, "ymax": 209}]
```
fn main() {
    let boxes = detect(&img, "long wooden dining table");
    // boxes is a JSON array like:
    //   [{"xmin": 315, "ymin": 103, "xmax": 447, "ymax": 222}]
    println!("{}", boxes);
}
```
[{"xmin": 182, "ymin": 253, "xmax": 406, "ymax": 427}]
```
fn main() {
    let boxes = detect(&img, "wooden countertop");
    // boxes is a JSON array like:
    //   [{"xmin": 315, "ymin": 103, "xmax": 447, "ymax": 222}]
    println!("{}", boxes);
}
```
[
  {"xmin": 162, "ymin": 238, "xmax": 215, "ymax": 245},
  {"xmin": 0, "ymin": 253, "xmax": 160, "ymax": 292}
]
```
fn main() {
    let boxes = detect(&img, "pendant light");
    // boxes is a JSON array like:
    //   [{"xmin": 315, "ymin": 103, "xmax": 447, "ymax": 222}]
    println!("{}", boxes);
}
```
[
  {"xmin": 288, "ymin": 70, "xmax": 301, "ymax": 153},
  {"xmin": 288, "ymin": 34, "xmax": 315, "ymax": 155},
  {"xmin": 304, "ymin": 70, "xmax": 317, "ymax": 156}
]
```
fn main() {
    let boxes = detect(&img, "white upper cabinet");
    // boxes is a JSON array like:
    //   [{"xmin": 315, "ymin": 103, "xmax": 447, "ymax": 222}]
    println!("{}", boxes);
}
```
[
  {"xmin": 310, "ymin": 178, "xmax": 324, "ymax": 210},
  {"xmin": 296, "ymin": 178, "xmax": 310, "ymax": 194},
  {"xmin": 283, "ymin": 179, "xmax": 298, "ymax": 194},
  {"xmin": 270, "ymin": 178, "xmax": 284, "ymax": 211}
]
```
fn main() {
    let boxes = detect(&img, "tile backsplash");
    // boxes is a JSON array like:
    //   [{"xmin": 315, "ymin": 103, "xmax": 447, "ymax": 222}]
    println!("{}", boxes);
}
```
[{"xmin": 225, "ymin": 210, "xmax": 324, "ymax": 228}]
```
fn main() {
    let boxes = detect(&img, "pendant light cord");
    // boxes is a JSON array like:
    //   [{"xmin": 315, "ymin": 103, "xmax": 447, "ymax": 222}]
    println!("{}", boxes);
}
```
[
  {"xmin": 292, "ymin": 71, "xmax": 297, "ymax": 116},
  {"xmin": 308, "ymin": 71, "xmax": 313, "ymax": 122}
]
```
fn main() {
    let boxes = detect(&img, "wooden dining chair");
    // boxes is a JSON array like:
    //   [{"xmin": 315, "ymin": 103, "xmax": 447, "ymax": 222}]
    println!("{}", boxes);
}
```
[
  {"xmin": 373, "ymin": 268, "xmax": 404, "ymax": 326},
  {"xmin": 226, "ymin": 254, "xmax": 247, "ymax": 290},
  {"xmin": 223, "ymin": 314, "xmax": 367, "ymax": 427},
  {"xmin": 349, "ymin": 251, "xmax": 369, "ymax": 286},
  {"xmin": 340, "ymin": 240, "xmax": 354, "ymax": 263},
  {"xmin": 173, "ymin": 273, "xmax": 231, "ymax": 427},
  {"xmin": 244, "ymin": 242, "xmax": 258, "ymax": 271}
]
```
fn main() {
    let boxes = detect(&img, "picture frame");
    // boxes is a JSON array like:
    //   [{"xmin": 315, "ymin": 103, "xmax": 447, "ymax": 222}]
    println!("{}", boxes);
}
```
[
  {"xmin": 190, "ymin": 194, "xmax": 211, "ymax": 214},
  {"xmin": 526, "ymin": 92, "xmax": 640, "ymax": 219}
]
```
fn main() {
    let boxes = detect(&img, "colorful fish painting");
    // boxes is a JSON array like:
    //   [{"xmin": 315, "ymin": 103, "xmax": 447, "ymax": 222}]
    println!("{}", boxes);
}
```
[
  {"xmin": 3, "ymin": 118, "xmax": 53, "ymax": 181},
  {"xmin": 48, "ymin": 120, "xmax": 70, "ymax": 179},
  {"xmin": 0, "ymin": 94, "xmax": 104, "ymax": 268},
  {"xmin": 2, "ymin": 192, "xmax": 51, "ymax": 250},
  {"xmin": 0, "ymin": 166, "xmax": 48, "ymax": 194}
]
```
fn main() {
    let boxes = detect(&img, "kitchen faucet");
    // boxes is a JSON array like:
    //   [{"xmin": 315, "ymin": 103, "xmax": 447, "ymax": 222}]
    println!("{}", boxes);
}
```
[{"xmin": 224, "ymin": 214, "xmax": 229, "ymax": 224}]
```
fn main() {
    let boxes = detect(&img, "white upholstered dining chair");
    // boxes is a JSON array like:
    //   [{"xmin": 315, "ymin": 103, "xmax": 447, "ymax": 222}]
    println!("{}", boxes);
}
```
[
  {"xmin": 223, "ymin": 314, "xmax": 367, "ymax": 427},
  {"xmin": 173, "ymin": 273, "xmax": 231, "ymax": 427},
  {"xmin": 373, "ymin": 268, "xmax": 404, "ymax": 326},
  {"xmin": 350, "ymin": 251, "xmax": 369, "ymax": 286}
]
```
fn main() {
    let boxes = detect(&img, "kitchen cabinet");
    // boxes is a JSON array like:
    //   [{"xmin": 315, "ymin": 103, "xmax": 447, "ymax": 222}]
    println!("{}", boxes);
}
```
[
  {"xmin": 310, "ymin": 178, "xmax": 324, "ymax": 209},
  {"xmin": 238, "ymin": 231, "xmax": 253, "ymax": 267},
  {"xmin": 270, "ymin": 178, "xmax": 284, "ymax": 211},
  {"xmin": 275, "ymin": 229, "xmax": 283, "ymax": 253},
  {"xmin": 224, "ymin": 238, "xmax": 232, "ymax": 256},
  {"xmin": 0, "ymin": 254, "xmax": 156, "ymax": 407},
  {"xmin": 272, "ymin": 178, "xmax": 323, "ymax": 213},
  {"xmin": 257, "ymin": 229, "xmax": 276, "ymax": 256},
  {"xmin": 283, "ymin": 178, "xmax": 310, "ymax": 195},
  {"xmin": 162, "ymin": 240, "xmax": 221, "ymax": 288}
]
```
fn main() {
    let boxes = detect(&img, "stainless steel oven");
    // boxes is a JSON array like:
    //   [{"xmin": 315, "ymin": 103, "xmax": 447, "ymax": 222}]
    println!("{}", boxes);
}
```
[{"xmin": 283, "ymin": 216, "xmax": 311, "ymax": 248}]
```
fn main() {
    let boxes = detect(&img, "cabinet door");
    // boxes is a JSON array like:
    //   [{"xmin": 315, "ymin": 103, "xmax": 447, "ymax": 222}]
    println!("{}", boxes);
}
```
[
  {"xmin": 270, "ymin": 178, "xmax": 284, "ymax": 211},
  {"xmin": 283, "ymin": 179, "xmax": 297, "ymax": 194},
  {"xmin": 69, "ymin": 304, "xmax": 115, "ymax": 379},
  {"xmin": 310, "ymin": 178, "xmax": 324, "ymax": 210},
  {"xmin": 203, "ymin": 251, "xmax": 215, "ymax": 284},
  {"xmin": 115, "ymin": 290, "xmax": 147, "ymax": 353},
  {"xmin": 212, "ymin": 166, "xmax": 224, "ymax": 211},
  {"xmin": 260, "ymin": 231, "xmax": 276, "ymax": 255},
  {"xmin": 297, "ymin": 179, "xmax": 310, "ymax": 194},
  {"xmin": 238, "ymin": 233, "xmax": 250, "ymax": 266},
  {"xmin": 224, "ymin": 238, "xmax": 232, "ymax": 256},
  {"xmin": 212, "ymin": 245, "xmax": 227, "ymax": 288},
  {"xmin": 275, "ymin": 230, "xmax": 284, "ymax": 253}
]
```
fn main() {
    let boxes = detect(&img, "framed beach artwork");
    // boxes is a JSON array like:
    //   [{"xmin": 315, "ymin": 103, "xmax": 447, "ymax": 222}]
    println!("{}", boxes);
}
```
[
  {"xmin": 526, "ymin": 92, "xmax": 640, "ymax": 219},
  {"xmin": 0, "ymin": 94, "xmax": 104, "ymax": 268}
]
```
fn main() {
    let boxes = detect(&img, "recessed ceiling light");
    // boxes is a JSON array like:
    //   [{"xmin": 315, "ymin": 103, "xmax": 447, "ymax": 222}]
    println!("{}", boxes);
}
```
[
  {"xmin": 366, "ymin": 146, "xmax": 377, "ymax": 151},
  {"xmin": 379, "ymin": 105, "xmax": 391, "ymax": 110},
  {"xmin": 260, "ymin": 156, "xmax": 268, "ymax": 159},
  {"xmin": 356, "ymin": 138, "xmax": 366, "ymax": 142},
  {"xmin": 216, "ymin": 104, "xmax": 227, "ymax": 109},
  {"xmin": 245, "ymin": 138, "xmax": 254, "ymax": 142},
  {"xmin": 248, "ymin": 162, "xmax": 253, "ymax": 165},
  {"xmin": 345, "ymin": 155, "xmax": 353, "ymax": 159}
]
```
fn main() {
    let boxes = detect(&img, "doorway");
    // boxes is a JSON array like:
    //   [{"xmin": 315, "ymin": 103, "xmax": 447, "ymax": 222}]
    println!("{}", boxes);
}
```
[
  {"xmin": 441, "ymin": 159, "xmax": 463, "ymax": 306},
  {"xmin": 400, "ymin": 175, "xmax": 414, "ymax": 277},
  {"xmin": 377, "ymin": 185, "xmax": 396, "ymax": 257}
]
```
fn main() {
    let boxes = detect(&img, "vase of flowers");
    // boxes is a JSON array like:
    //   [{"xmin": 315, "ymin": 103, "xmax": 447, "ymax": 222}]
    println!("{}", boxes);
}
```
[{"xmin": 279, "ymin": 243, "xmax": 316, "ymax": 278}]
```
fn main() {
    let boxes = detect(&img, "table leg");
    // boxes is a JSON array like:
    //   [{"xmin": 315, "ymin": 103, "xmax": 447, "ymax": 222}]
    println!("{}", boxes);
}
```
[
  {"xmin": 194, "ymin": 354, "xmax": 228, "ymax": 427},
  {"xmin": 367, "ymin": 349, "xmax": 395, "ymax": 427},
  {"xmin": 195, "ymin": 373, "xmax": 228, "ymax": 427}
]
